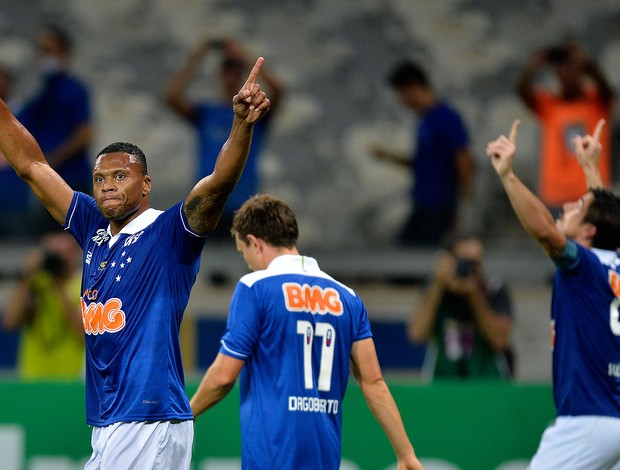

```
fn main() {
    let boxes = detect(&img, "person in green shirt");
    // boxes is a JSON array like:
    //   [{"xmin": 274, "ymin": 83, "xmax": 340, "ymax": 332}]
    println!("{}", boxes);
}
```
[
  {"xmin": 3, "ymin": 230, "xmax": 84, "ymax": 379},
  {"xmin": 408, "ymin": 234, "xmax": 514, "ymax": 380}
]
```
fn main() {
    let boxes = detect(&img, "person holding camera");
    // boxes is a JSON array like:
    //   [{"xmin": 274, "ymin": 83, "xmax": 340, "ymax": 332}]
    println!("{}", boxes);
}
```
[
  {"xmin": 516, "ymin": 38, "xmax": 615, "ymax": 216},
  {"xmin": 3, "ymin": 230, "xmax": 84, "ymax": 379},
  {"xmin": 407, "ymin": 234, "xmax": 514, "ymax": 380}
]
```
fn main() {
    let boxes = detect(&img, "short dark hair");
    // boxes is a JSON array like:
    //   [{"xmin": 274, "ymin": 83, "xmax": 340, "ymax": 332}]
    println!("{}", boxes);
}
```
[
  {"xmin": 585, "ymin": 188, "xmax": 620, "ymax": 250},
  {"xmin": 232, "ymin": 194, "xmax": 299, "ymax": 248},
  {"xmin": 95, "ymin": 142, "xmax": 148, "ymax": 175},
  {"xmin": 388, "ymin": 60, "xmax": 429, "ymax": 88}
]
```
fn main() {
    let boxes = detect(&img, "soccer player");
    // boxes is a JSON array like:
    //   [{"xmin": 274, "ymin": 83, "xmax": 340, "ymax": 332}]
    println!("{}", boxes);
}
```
[
  {"xmin": 0, "ymin": 57, "xmax": 270, "ymax": 469},
  {"xmin": 486, "ymin": 119, "xmax": 620, "ymax": 469},
  {"xmin": 190, "ymin": 194, "xmax": 424, "ymax": 470}
]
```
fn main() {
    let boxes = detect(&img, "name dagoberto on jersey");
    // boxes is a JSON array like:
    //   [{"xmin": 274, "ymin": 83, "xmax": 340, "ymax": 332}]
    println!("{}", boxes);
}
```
[{"xmin": 288, "ymin": 396, "xmax": 339, "ymax": 414}]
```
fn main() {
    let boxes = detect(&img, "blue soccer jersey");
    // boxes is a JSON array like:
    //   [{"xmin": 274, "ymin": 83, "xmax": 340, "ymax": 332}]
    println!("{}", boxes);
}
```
[
  {"xmin": 551, "ymin": 241, "xmax": 620, "ymax": 418},
  {"xmin": 219, "ymin": 255, "xmax": 373, "ymax": 470},
  {"xmin": 65, "ymin": 192, "xmax": 206, "ymax": 426}
]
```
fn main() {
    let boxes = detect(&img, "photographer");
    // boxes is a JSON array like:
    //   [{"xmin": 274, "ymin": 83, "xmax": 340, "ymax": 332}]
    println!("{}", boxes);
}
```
[
  {"xmin": 3, "ymin": 230, "xmax": 84, "ymax": 379},
  {"xmin": 408, "ymin": 234, "xmax": 514, "ymax": 380},
  {"xmin": 516, "ymin": 38, "xmax": 615, "ymax": 216}
]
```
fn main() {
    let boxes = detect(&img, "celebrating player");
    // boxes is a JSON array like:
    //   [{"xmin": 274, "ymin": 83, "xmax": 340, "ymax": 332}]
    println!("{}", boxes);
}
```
[
  {"xmin": 190, "ymin": 194, "xmax": 424, "ymax": 470},
  {"xmin": 486, "ymin": 119, "xmax": 620, "ymax": 469},
  {"xmin": 0, "ymin": 57, "xmax": 270, "ymax": 469}
]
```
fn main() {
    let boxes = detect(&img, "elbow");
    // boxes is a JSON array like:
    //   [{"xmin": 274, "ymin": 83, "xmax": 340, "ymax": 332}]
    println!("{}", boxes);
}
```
[
  {"xmin": 209, "ymin": 365, "xmax": 238, "ymax": 390},
  {"xmin": 14, "ymin": 160, "xmax": 44, "ymax": 183}
]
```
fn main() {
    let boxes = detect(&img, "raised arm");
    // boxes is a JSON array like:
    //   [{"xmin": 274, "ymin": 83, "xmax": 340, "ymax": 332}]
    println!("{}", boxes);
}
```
[
  {"xmin": 0, "ymin": 99, "xmax": 73, "ymax": 224},
  {"xmin": 574, "ymin": 119, "xmax": 606, "ymax": 189},
  {"xmin": 350, "ymin": 338, "xmax": 424, "ymax": 470},
  {"xmin": 486, "ymin": 120, "xmax": 566, "ymax": 258},
  {"xmin": 571, "ymin": 41, "xmax": 615, "ymax": 105},
  {"xmin": 183, "ymin": 57, "xmax": 270, "ymax": 235},
  {"xmin": 516, "ymin": 50, "xmax": 546, "ymax": 111},
  {"xmin": 408, "ymin": 253, "xmax": 452, "ymax": 343},
  {"xmin": 164, "ymin": 39, "xmax": 214, "ymax": 122}
]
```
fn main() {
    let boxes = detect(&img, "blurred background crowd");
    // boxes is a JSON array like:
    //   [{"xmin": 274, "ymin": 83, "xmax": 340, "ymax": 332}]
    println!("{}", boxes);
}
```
[{"xmin": 1, "ymin": 0, "xmax": 620, "ymax": 384}]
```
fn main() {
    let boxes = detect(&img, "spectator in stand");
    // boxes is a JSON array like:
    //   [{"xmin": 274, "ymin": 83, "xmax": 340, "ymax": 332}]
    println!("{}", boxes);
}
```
[
  {"xmin": 165, "ymin": 36, "xmax": 284, "ymax": 238},
  {"xmin": 3, "ymin": 230, "xmax": 84, "ymax": 379},
  {"xmin": 516, "ymin": 38, "xmax": 615, "ymax": 216},
  {"xmin": 18, "ymin": 25, "xmax": 94, "ymax": 233},
  {"xmin": 0, "ymin": 65, "xmax": 30, "ymax": 236},
  {"xmin": 408, "ymin": 233, "xmax": 514, "ymax": 380},
  {"xmin": 372, "ymin": 60, "xmax": 475, "ymax": 247}
]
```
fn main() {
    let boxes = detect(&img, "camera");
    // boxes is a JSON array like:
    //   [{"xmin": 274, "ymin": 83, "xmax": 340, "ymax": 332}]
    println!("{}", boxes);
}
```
[
  {"xmin": 42, "ymin": 251, "xmax": 68, "ymax": 277},
  {"xmin": 455, "ymin": 258, "xmax": 475, "ymax": 278}
]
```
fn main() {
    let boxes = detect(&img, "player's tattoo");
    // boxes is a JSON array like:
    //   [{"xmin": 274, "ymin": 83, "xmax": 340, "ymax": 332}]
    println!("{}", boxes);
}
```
[{"xmin": 184, "ymin": 193, "xmax": 222, "ymax": 233}]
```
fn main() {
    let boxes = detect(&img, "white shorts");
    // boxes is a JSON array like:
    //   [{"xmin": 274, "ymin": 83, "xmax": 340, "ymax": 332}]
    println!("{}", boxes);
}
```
[
  {"xmin": 84, "ymin": 420, "xmax": 193, "ymax": 470},
  {"xmin": 528, "ymin": 415, "xmax": 620, "ymax": 470}
]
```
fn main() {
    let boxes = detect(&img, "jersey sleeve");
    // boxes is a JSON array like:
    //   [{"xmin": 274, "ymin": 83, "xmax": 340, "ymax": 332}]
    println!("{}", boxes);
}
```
[
  {"xmin": 151, "ymin": 201, "xmax": 207, "ymax": 265},
  {"xmin": 353, "ymin": 300, "xmax": 373, "ymax": 342},
  {"xmin": 219, "ymin": 282, "xmax": 261, "ymax": 360},
  {"xmin": 63, "ymin": 191, "xmax": 104, "ymax": 250}
]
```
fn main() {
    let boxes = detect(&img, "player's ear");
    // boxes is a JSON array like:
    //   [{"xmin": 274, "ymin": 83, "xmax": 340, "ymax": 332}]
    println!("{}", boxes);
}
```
[
  {"xmin": 582, "ymin": 222, "xmax": 596, "ymax": 243},
  {"xmin": 246, "ymin": 234, "xmax": 260, "ymax": 250},
  {"xmin": 142, "ymin": 175, "xmax": 152, "ymax": 197}
]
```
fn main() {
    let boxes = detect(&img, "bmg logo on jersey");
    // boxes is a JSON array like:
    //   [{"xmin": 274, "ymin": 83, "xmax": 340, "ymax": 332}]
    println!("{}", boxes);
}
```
[
  {"xmin": 81, "ymin": 297, "xmax": 126, "ymax": 335},
  {"xmin": 283, "ymin": 282, "xmax": 343, "ymax": 316}
]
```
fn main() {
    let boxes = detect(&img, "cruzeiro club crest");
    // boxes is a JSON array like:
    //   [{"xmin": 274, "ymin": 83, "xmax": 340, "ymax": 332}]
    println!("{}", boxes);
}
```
[{"xmin": 91, "ymin": 228, "xmax": 110, "ymax": 246}]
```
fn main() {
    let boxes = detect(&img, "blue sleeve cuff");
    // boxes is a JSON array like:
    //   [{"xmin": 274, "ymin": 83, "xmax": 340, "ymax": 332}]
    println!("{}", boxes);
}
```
[{"xmin": 553, "ymin": 239, "xmax": 579, "ymax": 269}]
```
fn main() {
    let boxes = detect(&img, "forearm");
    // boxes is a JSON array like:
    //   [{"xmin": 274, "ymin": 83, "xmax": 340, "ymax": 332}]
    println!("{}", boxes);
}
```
[
  {"xmin": 165, "ymin": 46, "xmax": 209, "ymax": 101},
  {"xmin": 212, "ymin": 116, "xmax": 254, "ymax": 188},
  {"xmin": 582, "ymin": 160, "xmax": 605, "ymax": 189},
  {"xmin": 500, "ymin": 171, "xmax": 564, "ymax": 256},
  {"xmin": 584, "ymin": 61, "xmax": 615, "ymax": 103},
  {"xmin": 184, "ymin": 116, "xmax": 254, "ymax": 232},
  {"xmin": 516, "ymin": 57, "xmax": 543, "ymax": 109},
  {"xmin": 190, "ymin": 363, "xmax": 236, "ymax": 419},
  {"xmin": 361, "ymin": 378, "xmax": 416, "ymax": 461}
]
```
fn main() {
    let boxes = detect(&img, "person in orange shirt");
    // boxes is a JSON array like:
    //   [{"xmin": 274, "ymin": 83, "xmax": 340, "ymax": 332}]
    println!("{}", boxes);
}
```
[{"xmin": 517, "ymin": 39, "xmax": 615, "ymax": 214}]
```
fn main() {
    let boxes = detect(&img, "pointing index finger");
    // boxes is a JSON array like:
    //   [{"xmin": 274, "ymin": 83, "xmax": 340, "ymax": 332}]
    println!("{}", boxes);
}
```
[
  {"xmin": 243, "ymin": 57, "xmax": 264, "ymax": 90},
  {"xmin": 592, "ymin": 118, "xmax": 605, "ymax": 144},
  {"xmin": 508, "ymin": 119, "xmax": 520, "ymax": 144}
]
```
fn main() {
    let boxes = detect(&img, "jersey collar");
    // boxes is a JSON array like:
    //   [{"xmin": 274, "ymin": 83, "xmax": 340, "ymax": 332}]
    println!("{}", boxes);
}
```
[{"xmin": 107, "ymin": 208, "xmax": 163, "ymax": 247}]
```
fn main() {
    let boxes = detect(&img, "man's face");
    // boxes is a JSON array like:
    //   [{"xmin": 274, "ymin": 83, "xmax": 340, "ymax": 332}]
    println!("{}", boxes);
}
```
[
  {"xmin": 235, "ymin": 233, "xmax": 262, "ymax": 272},
  {"xmin": 92, "ymin": 152, "xmax": 150, "ymax": 222},
  {"xmin": 395, "ymin": 84, "xmax": 424, "ymax": 112},
  {"xmin": 555, "ymin": 192, "xmax": 594, "ymax": 239}
]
